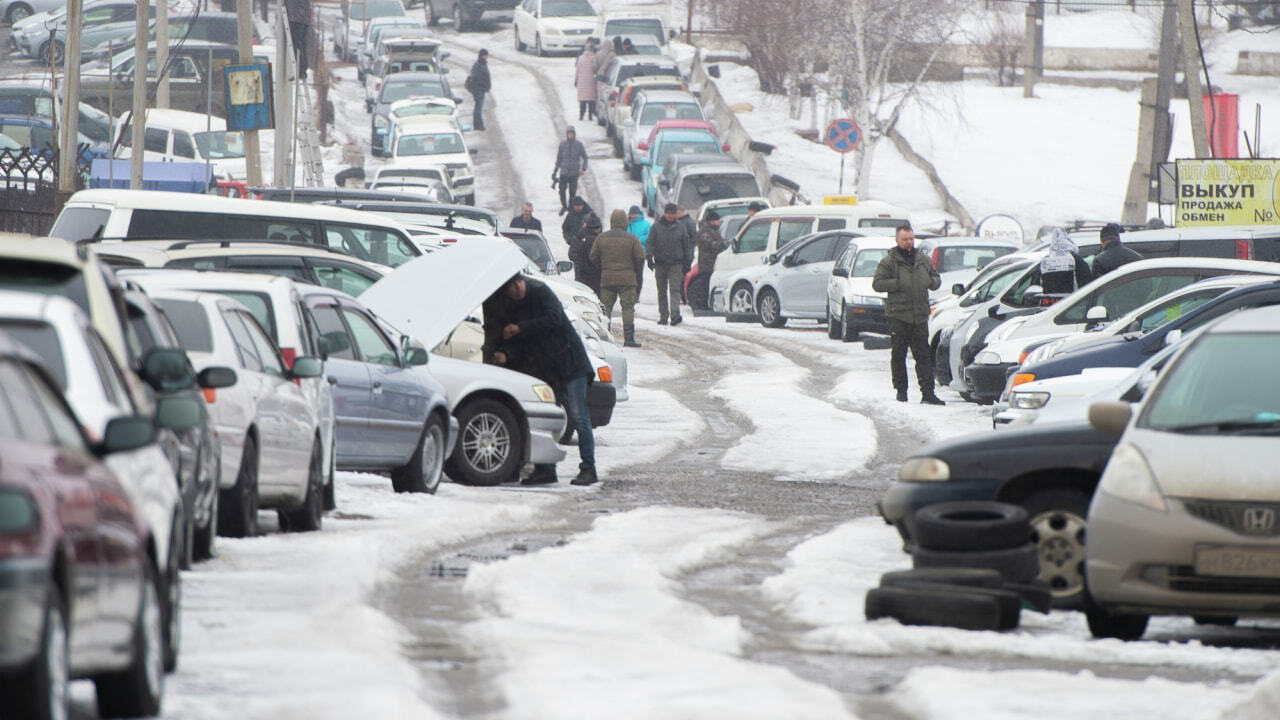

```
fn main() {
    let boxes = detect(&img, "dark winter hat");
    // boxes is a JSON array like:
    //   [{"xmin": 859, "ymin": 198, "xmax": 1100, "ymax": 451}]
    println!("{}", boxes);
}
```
[
  {"xmin": 572, "ymin": 195, "xmax": 586, "ymax": 206},
  {"xmin": 566, "ymin": 126, "xmax": 576, "ymax": 136},
  {"xmin": 479, "ymin": 49, "xmax": 489, "ymax": 56},
  {"xmin": 1100, "ymin": 222, "xmax": 1122, "ymax": 241},
  {"xmin": 663, "ymin": 202, "xmax": 678, "ymax": 214},
  {"xmin": 705, "ymin": 210, "xmax": 720, "ymax": 221},
  {"xmin": 747, "ymin": 201, "xmax": 767, "ymax": 212},
  {"xmin": 628, "ymin": 205, "xmax": 642, "ymax": 215},
  {"xmin": 586, "ymin": 213, "xmax": 602, "ymax": 229}
]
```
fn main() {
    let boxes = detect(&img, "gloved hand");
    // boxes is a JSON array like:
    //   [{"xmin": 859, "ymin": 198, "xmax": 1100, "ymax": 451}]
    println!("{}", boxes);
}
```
[{"xmin": 550, "ymin": 170, "xmax": 558, "ymax": 188}]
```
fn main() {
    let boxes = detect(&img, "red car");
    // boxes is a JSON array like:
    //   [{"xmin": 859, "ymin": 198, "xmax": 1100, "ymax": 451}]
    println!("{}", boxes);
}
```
[{"xmin": 0, "ymin": 331, "xmax": 171, "ymax": 719}]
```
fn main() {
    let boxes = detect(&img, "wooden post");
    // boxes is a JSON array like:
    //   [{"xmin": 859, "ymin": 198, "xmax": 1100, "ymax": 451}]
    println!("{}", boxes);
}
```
[
  {"xmin": 157, "ymin": 0, "xmax": 170, "ymax": 108},
  {"xmin": 1022, "ymin": 0, "xmax": 1044, "ymax": 99},
  {"xmin": 1178, "ymin": 0, "xmax": 1211, "ymax": 158},
  {"xmin": 131, "ymin": 0, "xmax": 147, "ymax": 188},
  {"xmin": 57, "ymin": 0, "xmax": 83, "ymax": 197},
  {"xmin": 239, "ymin": 0, "xmax": 263, "ymax": 186}
]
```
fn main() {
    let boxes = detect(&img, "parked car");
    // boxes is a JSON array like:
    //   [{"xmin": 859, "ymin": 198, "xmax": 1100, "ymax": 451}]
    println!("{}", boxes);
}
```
[
  {"xmin": 926, "ymin": 236, "xmax": 1020, "ymax": 303},
  {"xmin": 355, "ymin": 15, "xmax": 427, "ymax": 80},
  {"xmin": 0, "ymin": 0, "xmax": 61, "ymax": 25},
  {"xmin": 596, "ymin": 56, "xmax": 683, "ymax": 140},
  {"xmin": 363, "ymin": 36, "xmax": 450, "ymax": 112},
  {"xmin": 88, "ymin": 10, "xmax": 257, "ymax": 65},
  {"xmin": 340, "ymin": 200, "xmax": 500, "ymax": 236},
  {"xmin": 114, "ymin": 108, "xmax": 247, "ymax": 181},
  {"xmin": 820, "ymin": 235, "xmax": 903, "ymax": 339},
  {"xmin": 425, "ymin": 0, "xmax": 520, "ymax": 30},
  {"xmin": 0, "ymin": 329, "xmax": 172, "ymax": 719},
  {"xmin": 731, "ymin": 230, "xmax": 859, "ymax": 328},
  {"xmin": 299, "ymin": 285, "xmax": 455, "ymax": 493},
  {"xmin": 0, "ymin": 291, "xmax": 194, "ymax": 676},
  {"xmin": 369, "ymin": 71, "xmax": 461, "ymax": 157},
  {"xmin": 0, "ymin": 81, "xmax": 114, "ymax": 147},
  {"xmin": 600, "ymin": 74, "xmax": 689, "ymax": 141},
  {"xmin": 512, "ymin": 0, "xmax": 597, "ymax": 55},
  {"xmin": 594, "ymin": 6, "xmax": 671, "ymax": 46},
  {"xmin": 638, "ymin": 125, "xmax": 728, "ymax": 215},
  {"xmin": 654, "ymin": 161, "xmax": 762, "ymax": 219},
  {"xmin": 385, "ymin": 115, "xmax": 475, "ymax": 204},
  {"xmin": 1085, "ymin": 305, "xmax": 1280, "ymax": 639},
  {"xmin": 620, "ymin": 89, "xmax": 704, "ymax": 178},
  {"xmin": 145, "ymin": 288, "xmax": 326, "ymax": 536},
  {"xmin": 367, "ymin": 164, "xmax": 454, "ymax": 203},
  {"xmin": 331, "ymin": 0, "xmax": 407, "ymax": 63}
]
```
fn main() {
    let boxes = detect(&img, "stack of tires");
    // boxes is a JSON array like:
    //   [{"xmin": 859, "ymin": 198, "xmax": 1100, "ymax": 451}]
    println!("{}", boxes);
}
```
[{"xmin": 864, "ymin": 501, "xmax": 1052, "ymax": 631}]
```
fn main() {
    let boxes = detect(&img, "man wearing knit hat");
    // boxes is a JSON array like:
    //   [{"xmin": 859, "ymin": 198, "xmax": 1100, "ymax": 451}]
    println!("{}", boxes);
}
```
[{"xmin": 1091, "ymin": 222, "xmax": 1142, "ymax": 278}]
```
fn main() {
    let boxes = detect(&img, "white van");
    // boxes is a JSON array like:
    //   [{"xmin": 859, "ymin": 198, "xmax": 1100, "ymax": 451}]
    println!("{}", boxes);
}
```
[
  {"xmin": 715, "ymin": 201, "xmax": 910, "ymax": 276},
  {"xmin": 50, "ymin": 188, "xmax": 423, "ymax": 268},
  {"xmin": 115, "ymin": 108, "xmax": 247, "ymax": 180}
]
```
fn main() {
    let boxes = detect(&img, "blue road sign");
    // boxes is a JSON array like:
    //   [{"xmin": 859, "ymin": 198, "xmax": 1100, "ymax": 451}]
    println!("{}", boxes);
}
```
[{"xmin": 825, "ymin": 118, "xmax": 861, "ymax": 154}]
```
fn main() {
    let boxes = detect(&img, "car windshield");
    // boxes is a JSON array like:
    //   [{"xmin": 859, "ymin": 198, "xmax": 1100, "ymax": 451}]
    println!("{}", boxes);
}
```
[
  {"xmin": 509, "ymin": 235, "xmax": 552, "ymax": 267},
  {"xmin": 677, "ymin": 174, "xmax": 759, "ymax": 207},
  {"xmin": 654, "ymin": 140, "xmax": 720, "ymax": 166},
  {"xmin": 396, "ymin": 132, "xmax": 464, "ymax": 156},
  {"xmin": 933, "ymin": 245, "xmax": 1016, "ymax": 273},
  {"xmin": 1141, "ymin": 332, "xmax": 1280, "ymax": 434},
  {"xmin": 351, "ymin": 0, "xmax": 407, "ymax": 20},
  {"xmin": 194, "ymin": 130, "xmax": 245, "ymax": 159},
  {"xmin": 543, "ymin": 0, "xmax": 596, "ymax": 17},
  {"xmin": 0, "ymin": 321, "xmax": 65, "ymax": 387},
  {"xmin": 605, "ymin": 18, "xmax": 663, "ymax": 41},
  {"xmin": 617, "ymin": 64, "xmax": 680, "ymax": 84},
  {"xmin": 852, "ymin": 249, "xmax": 889, "ymax": 277},
  {"xmin": 639, "ymin": 102, "xmax": 703, "ymax": 125},
  {"xmin": 393, "ymin": 103, "xmax": 453, "ymax": 119},
  {"xmin": 1125, "ymin": 286, "xmax": 1234, "ymax": 334},
  {"xmin": 381, "ymin": 80, "xmax": 446, "ymax": 104}
]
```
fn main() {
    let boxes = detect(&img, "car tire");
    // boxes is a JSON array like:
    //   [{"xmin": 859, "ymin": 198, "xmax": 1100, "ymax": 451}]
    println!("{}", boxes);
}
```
[
  {"xmin": 911, "ymin": 501, "xmax": 1031, "ymax": 553},
  {"xmin": 878, "ymin": 579, "xmax": 1021, "ymax": 630},
  {"xmin": 280, "ymin": 441, "xmax": 324, "ymax": 533},
  {"xmin": 1024, "ymin": 488, "xmax": 1089, "ymax": 609},
  {"xmin": 162, "ymin": 522, "xmax": 182, "ymax": 673},
  {"xmin": 827, "ymin": 307, "xmax": 841, "ymax": 339},
  {"xmin": 865, "ymin": 585, "xmax": 1007, "ymax": 632},
  {"xmin": 6, "ymin": 3, "xmax": 33, "ymax": 26},
  {"xmin": 841, "ymin": 302, "xmax": 859, "ymax": 342},
  {"xmin": 756, "ymin": 288, "xmax": 785, "ymax": 328},
  {"xmin": 193, "ymin": 482, "xmax": 217, "ymax": 562},
  {"xmin": 911, "ymin": 542, "xmax": 1040, "ymax": 584},
  {"xmin": 39, "ymin": 40, "xmax": 64, "ymax": 65},
  {"xmin": 726, "ymin": 282, "xmax": 754, "ymax": 322},
  {"xmin": 218, "ymin": 435, "xmax": 259, "ymax": 538},
  {"xmin": 391, "ymin": 415, "xmax": 446, "ymax": 494},
  {"xmin": 629, "ymin": 161, "xmax": 641, "ymax": 182},
  {"xmin": 323, "ymin": 441, "xmax": 337, "ymax": 511},
  {"xmin": 1085, "ymin": 596, "xmax": 1149, "ymax": 640},
  {"xmin": 879, "ymin": 567, "xmax": 1004, "ymax": 590},
  {"xmin": 535, "ymin": 33, "xmax": 545, "ymax": 57},
  {"xmin": 0, "ymin": 588, "xmax": 69, "ymax": 720},
  {"xmin": 514, "ymin": 25, "xmax": 524, "ymax": 51},
  {"xmin": 447, "ymin": 399, "xmax": 522, "ymax": 486},
  {"xmin": 596, "ymin": 108, "xmax": 606, "ymax": 127},
  {"xmin": 94, "ymin": 562, "xmax": 164, "ymax": 719},
  {"xmin": 615, "ymin": 140, "xmax": 624, "ymax": 159},
  {"xmin": 687, "ymin": 275, "xmax": 710, "ymax": 312}
]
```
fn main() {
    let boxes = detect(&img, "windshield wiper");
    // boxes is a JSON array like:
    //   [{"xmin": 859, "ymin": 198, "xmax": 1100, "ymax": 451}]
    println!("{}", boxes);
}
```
[{"xmin": 1164, "ymin": 416, "xmax": 1280, "ymax": 434}]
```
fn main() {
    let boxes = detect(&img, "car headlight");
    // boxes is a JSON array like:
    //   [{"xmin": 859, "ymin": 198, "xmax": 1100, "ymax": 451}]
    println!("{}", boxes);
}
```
[
  {"xmin": 373, "ymin": 114, "xmax": 388, "ymax": 128},
  {"xmin": 573, "ymin": 295, "xmax": 596, "ymax": 308},
  {"xmin": 1009, "ymin": 391, "xmax": 1050, "ymax": 410},
  {"xmin": 973, "ymin": 350, "xmax": 1002, "ymax": 365},
  {"xmin": 1098, "ymin": 443, "xmax": 1167, "ymax": 512},
  {"xmin": 532, "ymin": 384, "xmax": 556, "ymax": 402},
  {"xmin": 988, "ymin": 316, "xmax": 1028, "ymax": 344},
  {"xmin": 1023, "ymin": 339, "xmax": 1064, "ymax": 367},
  {"xmin": 543, "ymin": 24, "xmax": 563, "ymax": 35},
  {"xmin": 899, "ymin": 457, "xmax": 950, "ymax": 482},
  {"xmin": 851, "ymin": 295, "xmax": 884, "ymax": 306}
]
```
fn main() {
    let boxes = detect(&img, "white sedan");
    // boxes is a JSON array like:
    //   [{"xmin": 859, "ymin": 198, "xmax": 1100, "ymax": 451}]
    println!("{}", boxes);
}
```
[{"xmin": 512, "ymin": 0, "xmax": 597, "ymax": 56}]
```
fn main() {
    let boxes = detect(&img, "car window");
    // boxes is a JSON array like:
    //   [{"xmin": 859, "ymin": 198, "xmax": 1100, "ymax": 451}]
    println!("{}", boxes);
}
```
[
  {"xmin": 127, "ymin": 210, "xmax": 319, "ymax": 244},
  {"xmin": 852, "ymin": 248, "xmax": 888, "ymax": 277},
  {"xmin": 323, "ymin": 223, "xmax": 418, "ymax": 267},
  {"xmin": 1141, "ymin": 332, "xmax": 1280, "ymax": 431},
  {"xmin": 21, "ymin": 362, "xmax": 88, "ymax": 451},
  {"xmin": 0, "ymin": 362, "xmax": 21, "ymax": 440},
  {"xmin": 0, "ymin": 320, "xmax": 66, "ymax": 388},
  {"xmin": 1131, "ymin": 287, "xmax": 1229, "ymax": 333},
  {"xmin": 0, "ymin": 260, "xmax": 91, "ymax": 313},
  {"xmin": 777, "ymin": 220, "xmax": 813, "ymax": 248},
  {"xmin": 0, "ymin": 361, "xmax": 54, "ymax": 444},
  {"xmin": 240, "ymin": 313, "xmax": 286, "ymax": 378},
  {"xmin": 172, "ymin": 131, "xmax": 196, "ymax": 158},
  {"xmin": 221, "ymin": 309, "xmax": 264, "ymax": 372},
  {"xmin": 1057, "ymin": 273, "xmax": 1198, "ymax": 325},
  {"xmin": 963, "ymin": 263, "xmax": 1027, "ymax": 307},
  {"xmin": 212, "ymin": 291, "xmax": 276, "ymax": 341},
  {"xmin": 309, "ymin": 305, "xmax": 356, "ymax": 360},
  {"xmin": 858, "ymin": 217, "xmax": 908, "ymax": 229},
  {"xmin": 829, "ymin": 235, "xmax": 854, "ymax": 260},
  {"xmin": 85, "ymin": 327, "xmax": 128, "ymax": 409},
  {"xmin": 342, "ymin": 309, "xmax": 398, "ymax": 367},
  {"xmin": 835, "ymin": 246, "xmax": 854, "ymax": 272},
  {"xmin": 817, "ymin": 218, "xmax": 846, "ymax": 232},
  {"xmin": 736, "ymin": 220, "xmax": 771, "ymax": 254},
  {"xmin": 936, "ymin": 245, "xmax": 1015, "ymax": 273},
  {"xmin": 144, "ymin": 127, "xmax": 169, "ymax": 154},
  {"xmin": 790, "ymin": 236, "xmax": 834, "ymax": 266},
  {"xmin": 154, "ymin": 299, "xmax": 213, "ymax": 353},
  {"xmin": 639, "ymin": 103, "xmax": 703, "ymax": 124},
  {"xmin": 313, "ymin": 263, "xmax": 378, "ymax": 296}
]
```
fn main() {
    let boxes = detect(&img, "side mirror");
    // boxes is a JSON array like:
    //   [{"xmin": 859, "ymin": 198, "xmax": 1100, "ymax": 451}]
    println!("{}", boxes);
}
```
[
  {"xmin": 557, "ymin": 260, "xmax": 574, "ymax": 273},
  {"xmin": 1088, "ymin": 401, "xmax": 1132, "ymax": 435},
  {"xmin": 1023, "ymin": 284, "xmax": 1043, "ymax": 305},
  {"xmin": 97, "ymin": 415, "xmax": 156, "ymax": 455},
  {"xmin": 831, "ymin": 266, "xmax": 848, "ymax": 278},
  {"xmin": 197, "ymin": 366, "xmax": 237, "ymax": 389},
  {"xmin": 139, "ymin": 347, "xmax": 195, "ymax": 391},
  {"xmin": 440, "ymin": 51, "xmax": 451, "ymax": 59},
  {"xmin": 1163, "ymin": 328, "xmax": 1182, "ymax": 348},
  {"xmin": 453, "ymin": 96, "xmax": 464, "ymax": 104},
  {"xmin": 404, "ymin": 347, "xmax": 429, "ymax": 365},
  {"xmin": 1085, "ymin": 305, "xmax": 1108, "ymax": 322},
  {"xmin": 290, "ymin": 356, "xmax": 324, "ymax": 379},
  {"xmin": 155, "ymin": 395, "xmax": 204, "ymax": 431},
  {"xmin": 952, "ymin": 282, "xmax": 966, "ymax": 296},
  {"xmin": 469, "ymin": 147, "xmax": 478, "ymax": 155}
]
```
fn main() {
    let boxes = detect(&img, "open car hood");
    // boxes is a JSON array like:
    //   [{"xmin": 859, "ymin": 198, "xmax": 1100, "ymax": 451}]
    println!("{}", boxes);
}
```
[{"xmin": 358, "ymin": 236, "xmax": 527, "ymax": 350}]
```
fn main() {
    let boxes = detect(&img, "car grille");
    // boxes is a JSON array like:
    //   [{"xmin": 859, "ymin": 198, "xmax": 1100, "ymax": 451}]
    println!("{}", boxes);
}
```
[
  {"xmin": 564, "ymin": 28, "xmax": 592, "ymax": 35},
  {"xmin": 1165, "ymin": 566, "xmax": 1280, "ymax": 595},
  {"xmin": 1182, "ymin": 499, "xmax": 1280, "ymax": 537}
]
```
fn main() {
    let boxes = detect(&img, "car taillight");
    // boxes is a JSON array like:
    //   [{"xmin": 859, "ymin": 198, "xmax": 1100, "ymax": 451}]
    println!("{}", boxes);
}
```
[
  {"xmin": 280, "ymin": 347, "xmax": 298, "ymax": 369},
  {"xmin": 931, "ymin": 247, "xmax": 941, "ymax": 269},
  {"xmin": 1236, "ymin": 239, "xmax": 1250, "ymax": 259},
  {"xmin": 203, "ymin": 388, "xmax": 217, "ymax": 404},
  {"xmin": 722, "ymin": 143, "xmax": 730, "ymax": 151},
  {"xmin": 597, "ymin": 366, "xmax": 613, "ymax": 383},
  {"xmin": 1011, "ymin": 372, "xmax": 1035, "ymax": 387}
]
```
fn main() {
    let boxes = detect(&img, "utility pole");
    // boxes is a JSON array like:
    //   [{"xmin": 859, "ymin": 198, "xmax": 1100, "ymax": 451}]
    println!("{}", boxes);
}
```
[
  {"xmin": 1121, "ymin": 1, "xmax": 1178, "ymax": 224},
  {"xmin": 1178, "ymin": 0, "xmax": 1212, "ymax": 157},
  {"xmin": 685, "ymin": 0, "xmax": 693, "ymax": 45},
  {"xmin": 1022, "ymin": 0, "xmax": 1044, "ymax": 99},
  {"xmin": 238, "ymin": 0, "xmax": 263, "ymax": 186},
  {"xmin": 131, "ymin": 0, "xmax": 148, "ymax": 189},
  {"xmin": 273, "ymin": 5, "xmax": 293, "ymax": 187},
  {"xmin": 157, "ymin": 0, "xmax": 170, "ymax": 108},
  {"xmin": 57, "ymin": 0, "xmax": 83, "ymax": 201}
]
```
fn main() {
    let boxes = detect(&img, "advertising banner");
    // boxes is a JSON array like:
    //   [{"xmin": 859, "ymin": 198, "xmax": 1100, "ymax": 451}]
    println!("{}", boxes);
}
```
[{"xmin": 1175, "ymin": 159, "xmax": 1280, "ymax": 227}]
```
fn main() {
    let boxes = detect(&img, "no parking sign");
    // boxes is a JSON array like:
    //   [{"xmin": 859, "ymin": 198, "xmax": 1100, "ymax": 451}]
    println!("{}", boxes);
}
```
[{"xmin": 825, "ymin": 118, "xmax": 861, "ymax": 153}]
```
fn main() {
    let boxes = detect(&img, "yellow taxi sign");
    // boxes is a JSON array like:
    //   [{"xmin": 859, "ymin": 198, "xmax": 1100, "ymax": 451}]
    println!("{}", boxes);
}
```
[{"xmin": 823, "ymin": 195, "xmax": 858, "ymax": 205}]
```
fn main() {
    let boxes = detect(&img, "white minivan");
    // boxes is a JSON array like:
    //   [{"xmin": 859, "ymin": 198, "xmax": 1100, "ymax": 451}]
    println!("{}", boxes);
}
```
[{"xmin": 115, "ymin": 108, "xmax": 247, "ymax": 181}]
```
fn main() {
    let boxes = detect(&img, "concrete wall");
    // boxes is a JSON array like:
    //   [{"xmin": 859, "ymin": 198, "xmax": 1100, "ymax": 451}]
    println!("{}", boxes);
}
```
[{"xmin": 1236, "ymin": 50, "xmax": 1280, "ymax": 76}]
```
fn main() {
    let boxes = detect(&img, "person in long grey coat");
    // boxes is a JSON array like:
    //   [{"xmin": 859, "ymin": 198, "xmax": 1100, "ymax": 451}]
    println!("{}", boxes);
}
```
[{"xmin": 575, "ymin": 45, "xmax": 598, "ymax": 121}]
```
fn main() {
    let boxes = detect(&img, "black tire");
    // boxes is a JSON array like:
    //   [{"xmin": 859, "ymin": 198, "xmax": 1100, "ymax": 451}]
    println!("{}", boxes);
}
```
[
  {"xmin": 613, "ymin": 138, "xmax": 623, "ymax": 158},
  {"xmin": 880, "ymin": 580, "xmax": 1021, "ymax": 630},
  {"xmin": 193, "ymin": 483, "xmax": 217, "ymax": 562},
  {"xmin": 0, "ymin": 587, "xmax": 69, "ymax": 720},
  {"xmin": 687, "ymin": 275, "xmax": 710, "ymax": 312},
  {"xmin": 726, "ymin": 282, "xmax": 754, "ymax": 322},
  {"xmin": 596, "ymin": 107, "xmax": 606, "ymax": 126},
  {"xmin": 911, "ymin": 542, "xmax": 1040, "ymax": 584},
  {"xmin": 911, "ymin": 501, "xmax": 1031, "ymax": 552},
  {"xmin": 280, "ymin": 441, "xmax": 324, "ymax": 533},
  {"xmin": 756, "ymin": 288, "xmax": 785, "ymax": 328},
  {"xmin": 162, "ymin": 524, "xmax": 182, "ymax": 673},
  {"xmin": 6, "ymin": 3, "xmax": 33, "ymax": 26},
  {"xmin": 1193, "ymin": 615, "xmax": 1238, "ymax": 626},
  {"xmin": 1024, "ymin": 489, "xmax": 1090, "ymax": 609},
  {"xmin": 218, "ymin": 435, "xmax": 259, "ymax": 538},
  {"xmin": 606, "ymin": 120, "xmax": 615, "ymax": 138},
  {"xmin": 826, "ymin": 307, "xmax": 841, "ymax": 339},
  {"xmin": 629, "ymin": 161, "xmax": 641, "ymax": 182},
  {"xmin": 323, "ymin": 441, "xmax": 336, "ymax": 511},
  {"xmin": 841, "ymin": 303, "xmax": 859, "ymax": 342},
  {"xmin": 535, "ymin": 34, "xmax": 545, "ymax": 57},
  {"xmin": 865, "ymin": 585, "xmax": 1004, "ymax": 632},
  {"xmin": 1085, "ymin": 597, "xmax": 1149, "ymax": 640},
  {"xmin": 446, "ymin": 399, "xmax": 522, "ymax": 486},
  {"xmin": 880, "ymin": 567, "xmax": 1004, "ymax": 590},
  {"xmin": 391, "ymin": 415, "xmax": 446, "ymax": 494},
  {"xmin": 95, "ymin": 562, "xmax": 164, "ymax": 718},
  {"xmin": 39, "ymin": 40, "xmax": 63, "ymax": 65}
]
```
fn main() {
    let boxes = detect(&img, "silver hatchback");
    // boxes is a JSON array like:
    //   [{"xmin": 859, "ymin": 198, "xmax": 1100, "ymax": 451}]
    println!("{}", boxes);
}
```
[{"xmin": 1085, "ymin": 304, "xmax": 1280, "ymax": 640}]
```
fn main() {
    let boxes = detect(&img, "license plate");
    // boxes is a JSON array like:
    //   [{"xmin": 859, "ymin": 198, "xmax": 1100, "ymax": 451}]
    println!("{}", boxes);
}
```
[{"xmin": 1194, "ymin": 545, "xmax": 1280, "ymax": 578}]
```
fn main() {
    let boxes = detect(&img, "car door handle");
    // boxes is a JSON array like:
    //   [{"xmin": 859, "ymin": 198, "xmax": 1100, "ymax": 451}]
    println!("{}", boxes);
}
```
[
  {"xmin": 372, "ymin": 381, "xmax": 382, "ymax": 392},
  {"xmin": 327, "ymin": 376, "xmax": 338, "ymax": 385}
]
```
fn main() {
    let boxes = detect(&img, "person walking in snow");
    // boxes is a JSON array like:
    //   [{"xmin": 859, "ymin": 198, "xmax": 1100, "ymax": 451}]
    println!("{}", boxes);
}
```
[
  {"xmin": 872, "ymin": 224, "xmax": 944, "ymax": 405},
  {"xmin": 553, "ymin": 127, "xmax": 588, "ymax": 214},
  {"xmin": 561, "ymin": 195, "xmax": 593, "ymax": 249},
  {"xmin": 465, "ymin": 49, "xmax": 491, "ymax": 131},
  {"xmin": 647, "ymin": 203, "xmax": 692, "ymax": 326},
  {"xmin": 575, "ymin": 43, "xmax": 598, "ymax": 121},
  {"xmin": 626, "ymin": 205, "xmax": 651, "ymax": 293},
  {"xmin": 569, "ymin": 211, "xmax": 603, "ymax": 294},
  {"xmin": 591, "ymin": 209, "xmax": 646, "ymax": 348},
  {"xmin": 285, "ymin": 0, "xmax": 313, "ymax": 80}
]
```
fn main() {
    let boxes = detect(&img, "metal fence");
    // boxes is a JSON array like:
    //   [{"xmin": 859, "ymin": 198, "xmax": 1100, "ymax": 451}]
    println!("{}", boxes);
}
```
[{"xmin": 0, "ymin": 148, "xmax": 69, "ymax": 236}]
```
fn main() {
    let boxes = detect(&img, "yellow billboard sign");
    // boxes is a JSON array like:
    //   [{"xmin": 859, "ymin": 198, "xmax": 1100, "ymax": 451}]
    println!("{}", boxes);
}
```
[
  {"xmin": 823, "ymin": 195, "xmax": 858, "ymax": 205},
  {"xmin": 1176, "ymin": 159, "xmax": 1280, "ymax": 227}
]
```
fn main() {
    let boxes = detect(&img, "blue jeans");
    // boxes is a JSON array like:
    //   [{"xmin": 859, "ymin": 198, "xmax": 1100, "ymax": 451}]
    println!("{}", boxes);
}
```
[
  {"xmin": 535, "ymin": 375, "xmax": 594, "ymax": 472},
  {"xmin": 472, "ymin": 91, "xmax": 486, "ymax": 129}
]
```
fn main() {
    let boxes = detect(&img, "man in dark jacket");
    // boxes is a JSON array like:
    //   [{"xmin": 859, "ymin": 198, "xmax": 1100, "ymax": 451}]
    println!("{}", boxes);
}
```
[
  {"xmin": 286, "ymin": 0, "xmax": 313, "ymax": 80},
  {"xmin": 647, "ymin": 202, "xmax": 692, "ymax": 326},
  {"xmin": 570, "ymin": 212, "xmax": 603, "ymax": 294},
  {"xmin": 1091, "ymin": 222, "xmax": 1142, "ymax": 278},
  {"xmin": 466, "ymin": 49, "xmax": 491, "ymax": 131},
  {"xmin": 510, "ymin": 202, "xmax": 542, "ymax": 231},
  {"xmin": 872, "ymin": 225, "xmax": 944, "ymax": 405},
  {"xmin": 689, "ymin": 210, "xmax": 723, "ymax": 309},
  {"xmin": 488, "ymin": 275, "xmax": 598, "ymax": 486},
  {"xmin": 553, "ymin": 127, "xmax": 589, "ymax": 214},
  {"xmin": 590, "ymin": 209, "xmax": 645, "ymax": 347},
  {"xmin": 561, "ymin": 195, "xmax": 592, "ymax": 247}
]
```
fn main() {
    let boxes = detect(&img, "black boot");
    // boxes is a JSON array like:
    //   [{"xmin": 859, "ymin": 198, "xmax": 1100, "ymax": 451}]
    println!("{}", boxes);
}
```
[
  {"xmin": 623, "ymin": 324, "xmax": 641, "ymax": 348},
  {"xmin": 896, "ymin": 389, "xmax": 908, "ymax": 402},
  {"xmin": 921, "ymin": 391, "xmax": 945, "ymax": 406},
  {"xmin": 522, "ymin": 467, "xmax": 558, "ymax": 485},
  {"xmin": 571, "ymin": 466, "xmax": 598, "ymax": 486}
]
